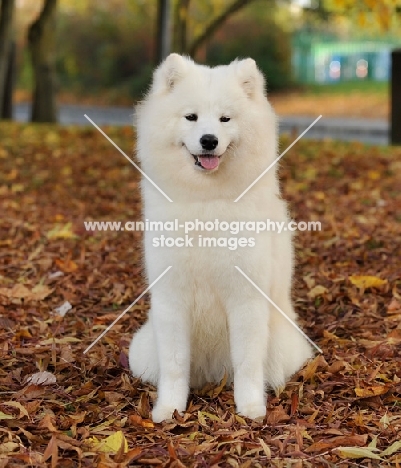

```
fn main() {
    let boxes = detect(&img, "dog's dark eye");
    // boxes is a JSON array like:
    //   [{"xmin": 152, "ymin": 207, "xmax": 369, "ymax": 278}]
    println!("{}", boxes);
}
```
[
  {"xmin": 220, "ymin": 116, "xmax": 230, "ymax": 122},
  {"xmin": 185, "ymin": 114, "xmax": 198, "ymax": 121}
]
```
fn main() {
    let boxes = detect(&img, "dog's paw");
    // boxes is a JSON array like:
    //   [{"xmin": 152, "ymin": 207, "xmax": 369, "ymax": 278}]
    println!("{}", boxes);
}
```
[
  {"xmin": 152, "ymin": 405, "xmax": 179, "ymax": 423},
  {"xmin": 237, "ymin": 404, "xmax": 266, "ymax": 420}
]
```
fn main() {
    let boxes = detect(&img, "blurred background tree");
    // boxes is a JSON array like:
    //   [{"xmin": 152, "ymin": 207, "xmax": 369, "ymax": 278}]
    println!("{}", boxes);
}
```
[
  {"xmin": 28, "ymin": 0, "xmax": 57, "ymax": 122},
  {"xmin": 0, "ymin": 0, "xmax": 400, "ymax": 120},
  {"xmin": 0, "ymin": 0, "xmax": 15, "ymax": 119}
]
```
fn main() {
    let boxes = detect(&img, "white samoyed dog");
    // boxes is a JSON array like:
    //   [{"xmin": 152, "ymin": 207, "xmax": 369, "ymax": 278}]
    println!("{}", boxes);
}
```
[{"xmin": 129, "ymin": 53, "xmax": 313, "ymax": 422}]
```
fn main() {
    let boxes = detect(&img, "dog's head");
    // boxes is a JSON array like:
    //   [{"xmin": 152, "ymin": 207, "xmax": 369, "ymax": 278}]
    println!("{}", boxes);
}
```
[
  {"xmin": 136, "ymin": 54, "xmax": 276, "ymax": 199},
  {"xmin": 146, "ymin": 54, "xmax": 267, "ymax": 173}
]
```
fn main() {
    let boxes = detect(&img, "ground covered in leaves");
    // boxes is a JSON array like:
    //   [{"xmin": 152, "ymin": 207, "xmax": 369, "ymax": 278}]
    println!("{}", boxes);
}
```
[{"xmin": 0, "ymin": 123, "xmax": 400, "ymax": 467}]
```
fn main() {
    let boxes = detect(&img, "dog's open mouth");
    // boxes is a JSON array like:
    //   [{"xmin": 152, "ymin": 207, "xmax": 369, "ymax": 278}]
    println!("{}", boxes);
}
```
[{"xmin": 192, "ymin": 154, "xmax": 220, "ymax": 171}]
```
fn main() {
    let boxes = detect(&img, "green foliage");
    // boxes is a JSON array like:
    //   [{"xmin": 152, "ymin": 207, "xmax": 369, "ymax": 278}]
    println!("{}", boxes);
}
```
[
  {"xmin": 206, "ymin": 10, "xmax": 292, "ymax": 91},
  {"xmin": 16, "ymin": 0, "xmax": 292, "ymax": 100},
  {"xmin": 53, "ymin": 4, "xmax": 155, "ymax": 100}
]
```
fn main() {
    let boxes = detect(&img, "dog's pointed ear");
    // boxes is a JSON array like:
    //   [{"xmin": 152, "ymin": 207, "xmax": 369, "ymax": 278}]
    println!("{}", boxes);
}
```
[
  {"xmin": 152, "ymin": 53, "xmax": 190, "ymax": 94},
  {"xmin": 232, "ymin": 58, "xmax": 265, "ymax": 99}
]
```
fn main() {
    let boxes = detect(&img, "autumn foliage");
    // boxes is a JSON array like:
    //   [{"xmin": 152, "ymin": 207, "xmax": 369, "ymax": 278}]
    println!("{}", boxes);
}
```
[{"xmin": 0, "ymin": 123, "xmax": 401, "ymax": 466}]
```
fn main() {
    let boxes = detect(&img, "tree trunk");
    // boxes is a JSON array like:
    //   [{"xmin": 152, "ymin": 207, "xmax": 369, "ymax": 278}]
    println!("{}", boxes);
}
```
[
  {"xmin": 2, "ymin": 40, "xmax": 16, "ymax": 119},
  {"xmin": 0, "ymin": 0, "xmax": 15, "ymax": 119},
  {"xmin": 391, "ymin": 49, "xmax": 401, "ymax": 145},
  {"xmin": 28, "ymin": 0, "xmax": 58, "ymax": 123},
  {"xmin": 188, "ymin": 0, "xmax": 256, "ymax": 58},
  {"xmin": 173, "ymin": 0, "xmax": 190, "ymax": 54},
  {"xmin": 155, "ymin": 0, "xmax": 171, "ymax": 64}
]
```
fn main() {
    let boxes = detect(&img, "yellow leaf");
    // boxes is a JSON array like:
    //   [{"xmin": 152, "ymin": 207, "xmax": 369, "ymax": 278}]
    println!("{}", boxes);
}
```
[
  {"xmin": 334, "ymin": 447, "xmax": 381, "ymax": 459},
  {"xmin": 358, "ymin": 11, "xmax": 366, "ymax": 27},
  {"xmin": 303, "ymin": 167, "xmax": 317, "ymax": 181},
  {"xmin": 87, "ymin": 431, "xmax": 128, "ymax": 454},
  {"xmin": 379, "ymin": 413, "xmax": 390, "ymax": 429},
  {"xmin": 197, "ymin": 411, "xmax": 207, "ymax": 426},
  {"xmin": 0, "ymin": 411, "xmax": 14, "ymax": 420},
  {"xmin": 349, "ymin": 276, "xmax": 387, "ymax": 289},
  {"xmin": 259, "ymin": 438, "xmax": 271, "ymax": 458},
  {"xmin": 235, "ymin": 414, "xmax": 247, "ymax": 425},
  {"xmin": 307, "ymin": 285, "xmax": 328, "ymax": 298},
  {"xmin": 141, "ymin": 420, "xmax": 154, "ymax": 428},
  {"xmin": 355, "ymin": 386, "xmax": 389, "ymax": 398},
  {"xmin": 100, "ymin": 431, "xmax": 128, "ymax": 453},
  {"xmin": 46, "ymin": 223, "xmax": 78, "ymax": 240},
  {"xmin": 11, "ymin": 183, "xmax": 24, "ymax": 193},
  {"xmin": 380, "ymin": 440, "xmax": 401, "ymax": 457},
  {"xmin": 199, "ymin": 411, "xmax": 220, "ymax": 422},
  {"xmin": 367, "ymin": 170, "xmax": 380, "ymax": 180},
  {"xmin": 369, "ymin": 435, "xmax": 378, "ymax": 448}
]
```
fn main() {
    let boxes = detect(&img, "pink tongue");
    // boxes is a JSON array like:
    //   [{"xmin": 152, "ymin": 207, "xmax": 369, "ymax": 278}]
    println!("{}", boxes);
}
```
[{"xmin": 199, "ymin": 156, "xmax": 219, "ymax": 170}]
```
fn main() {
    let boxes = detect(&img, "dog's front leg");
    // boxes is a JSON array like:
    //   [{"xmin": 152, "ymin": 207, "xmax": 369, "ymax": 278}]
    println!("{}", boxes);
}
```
[
  {"xmin": 228, "ymin": 297, "xmax": 269, "ymax": 419},
  {"xmin": 151, "ymin": 295, "xmax": 190, "ymax": 423}
]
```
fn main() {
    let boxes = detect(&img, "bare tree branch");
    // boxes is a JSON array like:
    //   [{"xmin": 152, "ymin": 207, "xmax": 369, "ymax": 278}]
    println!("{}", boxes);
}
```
[{"xmin": 188, "ymin": 0, "xmax": 257, "ymax": 57}]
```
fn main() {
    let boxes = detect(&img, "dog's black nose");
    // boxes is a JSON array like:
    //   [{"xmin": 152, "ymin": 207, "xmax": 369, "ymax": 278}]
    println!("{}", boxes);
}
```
[{"xmin": 200, "ymin": 134, "xmax": 218, "ymax": 151}]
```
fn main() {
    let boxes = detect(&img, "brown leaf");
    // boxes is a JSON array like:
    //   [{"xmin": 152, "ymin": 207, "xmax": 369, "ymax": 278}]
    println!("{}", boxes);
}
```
[
  {"xmin": 387, "ymin": 298, "xmax": 401, "ymax": 314},
  {"xmin": 300, "ymin": 354, "xmax": 328, "ymax": 381},
  {"xmin": 0, "ymin": 283, "xmax": 53, "ymax": 301},
  {"xmin": 2, "ymin": 401, "xmax": 29, "ymax": 419},
  {"xmin": 138, "ymin": 393, "xmax": 150, "ymax": 418},
  {"xmin": 305, "ymin": 434, "xmax": 368, "ymax": 453},
  {"xmin": 38, "ymin": 414, "xmax": 58, "ymax": 433}
]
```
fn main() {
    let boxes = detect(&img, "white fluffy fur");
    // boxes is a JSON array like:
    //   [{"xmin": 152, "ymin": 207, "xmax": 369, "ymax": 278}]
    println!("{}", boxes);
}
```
[{"xmin": 129, "ymin": 54, "xmax": 313, "ymax": 422}]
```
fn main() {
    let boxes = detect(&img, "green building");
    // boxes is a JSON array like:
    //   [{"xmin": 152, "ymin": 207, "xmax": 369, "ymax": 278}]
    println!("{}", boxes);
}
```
[{"xmin": 292, "ymin": 33, "xmax": 401, "ymax": 83}]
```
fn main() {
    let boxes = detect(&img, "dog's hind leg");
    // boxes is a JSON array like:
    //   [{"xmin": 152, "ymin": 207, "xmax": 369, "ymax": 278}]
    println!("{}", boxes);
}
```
[{"xmin": 266, "ymin": 231, "xmax": 313, "ymax": 391}]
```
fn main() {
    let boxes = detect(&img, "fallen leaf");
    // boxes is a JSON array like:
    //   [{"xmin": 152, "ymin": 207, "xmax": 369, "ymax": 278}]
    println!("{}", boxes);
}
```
[
  {"xmin": 46, "ymin": 223, "xmax": 78, "ymax": 240},
  {"xmin": 380, "ymin": 440, "xmax": 401, "ymax": 457},
  {"xmin": 55, "ymin": 258, "xmax": 78, "ymax": 272},
  {"xmin": 54, "ymin": 301, "xmax": 72, "ymax": 317},
  {"xmin": 307, "ymin": 285, "xmax": 328, "ymax": 298},
  {"xmin": 387, "ymin": 298, "xmax": 401, "ymax": 313},
  {"xmin": 258, "ymin": 438, "xmax": 271, "ymax": 458},
  {"xmin": 0, "ymin": 283, "xmax": 53, "ymax": 302},
  {"xmin": 26, "ymin": 371, "xmax": 57, "ymax": 386},
  {"xmin": 300, "ymin": 354, "xmax": 328, "ymax": 381},
  {"xmin": 3, "ymin": 401, "xmax": 29, "ymax": 418},
  {"xmin": 0, "ymin": 442, "xmax": 20, "ymax": 454},
  {"xmin": 334, "ymin": 446, "xmax": 382, "ymax": 460},
  {"xmin": 88, "ymin": 431, "xmax": 128, "ymax": 454},
  {"xmin": 379, "ymin": 413, "xmax": 390, "ymax": 429},
  {"xmin": 354, "ymin": 385, "xmax": 390, "ymax": 398},
  {"xmin": 349, "ymin": 275, "xmax": 387, "ymax": 289}
]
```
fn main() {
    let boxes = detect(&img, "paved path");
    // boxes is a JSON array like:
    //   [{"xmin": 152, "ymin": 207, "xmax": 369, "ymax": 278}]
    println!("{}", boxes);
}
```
[{"xmin": 14, "ymin": 103, "xmax": 389, "ymax": 145}]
